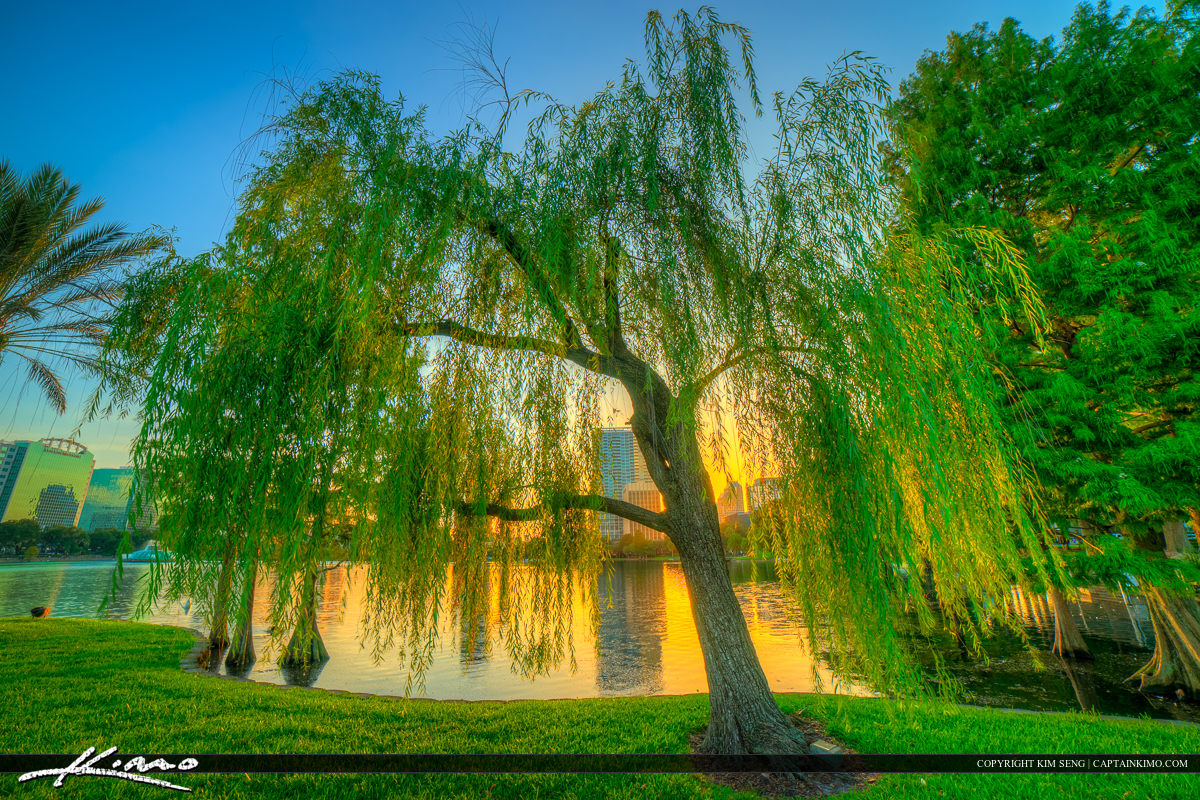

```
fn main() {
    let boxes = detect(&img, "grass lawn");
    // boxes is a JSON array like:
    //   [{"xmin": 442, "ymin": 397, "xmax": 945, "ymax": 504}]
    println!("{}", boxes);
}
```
[{"xmin": 0, "ymin": 618, "xmax": 1195, "ymax": 799}]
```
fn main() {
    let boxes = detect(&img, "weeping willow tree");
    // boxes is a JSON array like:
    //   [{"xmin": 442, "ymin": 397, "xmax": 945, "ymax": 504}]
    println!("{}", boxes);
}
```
[{"xmin": 110, "ymin": 9, "xmax": 1061, "ymax": 755}]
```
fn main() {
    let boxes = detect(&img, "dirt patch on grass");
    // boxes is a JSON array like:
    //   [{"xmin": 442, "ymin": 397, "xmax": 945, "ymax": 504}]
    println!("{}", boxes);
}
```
[{"xmin": 689, "ymin": 713, "xmax": 877, "ymax": 798}]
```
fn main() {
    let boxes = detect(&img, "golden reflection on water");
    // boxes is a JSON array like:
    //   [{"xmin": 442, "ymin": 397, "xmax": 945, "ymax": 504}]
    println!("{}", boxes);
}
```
[
  {"xmin": 0, "ymin": 560, "xmax": 854, "ymax": 700},
  {"xmin": 299, "ymin": 561, "xmax": 850, "ymax": 699},
  {"xmin": 7, "ymin": 560, "xmax": 1195, "ymax": 721}
]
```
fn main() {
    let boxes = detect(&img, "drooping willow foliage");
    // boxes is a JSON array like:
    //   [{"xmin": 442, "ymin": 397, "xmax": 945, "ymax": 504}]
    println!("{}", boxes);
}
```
[{"xmin": 105, "ymin": 8, "xmax": 1060, "ymax": 693}]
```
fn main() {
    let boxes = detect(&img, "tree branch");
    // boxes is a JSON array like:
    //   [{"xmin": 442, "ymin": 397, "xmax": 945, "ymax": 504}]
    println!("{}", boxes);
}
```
[
  {"xmin": 397, "ymin": 317, "xmax": 622, "ymax": 380},
  {"xmin": 1132, "ymin": 418, "xmax": 1173, "ymax": 436},
  {"xmin": 478, "ymin": 217, "xmax": 586, "ymax": 350},
  {"xmin": 456, "ymin": 493, "xmax": 668, "ymax": 532},
  {"xmin": 600, "ymin": 233, "xmax": 632, "ymax": 358},
  {"xmin": 1110, "ymin": 143, "xmax": 1146, "ymax": 176},
  {"xmin": 690, "ymin": 344, "xmax": 815, "ymax": 397}
]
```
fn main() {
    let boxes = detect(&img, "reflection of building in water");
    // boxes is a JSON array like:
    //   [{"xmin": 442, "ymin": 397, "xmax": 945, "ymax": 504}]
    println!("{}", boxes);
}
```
[
  {"xmin": 621, "ymin": 481, "xmax": 665, "ymax": 542},
  {"xmin": 317, "ymin": 565, "xmax": 347, "ymax": 622},
  {"xmin": 1006, "ymin": 585, "xmax": 1152, "ymax": 647},
  {"xmin": 742, "ymin": 591, "xmax": 789, "ymax": 628},
  {"xmin": 455, "ymin": 565, "xmax": 491, "ymax": 668},
  {"xmin": 595, "ymin": 564, "xmax": 665, "ymax": 694}
]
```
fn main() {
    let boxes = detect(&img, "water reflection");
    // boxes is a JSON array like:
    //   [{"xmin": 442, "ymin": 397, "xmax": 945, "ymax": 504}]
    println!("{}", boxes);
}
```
[
  {"xmin": 453, "ymin": 563, "xmax": 491, "ymax": 669},
  {"xmin": 1060, "ymin": 657, "xmax": 1100, "ymax": 712},
  {"xmin": 281, "ymin": 658, "xmax": 328, "ymax": 687},
  {"xmin": 2, "ymin": 560, "xmax": 1197, "ymax": 722},
  {"xmin": 596, "ymin": 564, "xmax": 664, "ymax": 694},
  {"xmin": 909, "ymin": 584, "xmax": 1196, "ymax": 723}
]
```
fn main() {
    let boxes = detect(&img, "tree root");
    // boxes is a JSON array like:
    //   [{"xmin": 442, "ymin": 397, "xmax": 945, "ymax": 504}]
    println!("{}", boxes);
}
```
[
  {"xmin": 281, "ymin": 624, "xmax": 329, "ymax": 667},
  {"xmin": 690, "ymin": 713, "xmax": 876, "ymax": 798},
  {"xmin": 1127, "ymin": 586, "xmax": 1200, "ymax": 699},
  {"xmin": 1049, "ymin": 586, "xmax": 1092, "ymax": 660}
]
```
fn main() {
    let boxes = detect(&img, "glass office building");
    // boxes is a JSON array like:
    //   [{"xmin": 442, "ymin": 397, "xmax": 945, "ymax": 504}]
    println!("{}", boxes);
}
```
[
  {"xmin": 0, "ymin": 439, "xmax": 95, "ymax": 527},
  {"xmin": 78, "ymin": 467, "xmax": 136, "ymax": 531},
  {"xmin": 597, "ymin": 428, "xmax": 650, "ymax": 543},
  {"xmin": 0, "ymin": 441, "xmax": 31, "ymax": 518}
]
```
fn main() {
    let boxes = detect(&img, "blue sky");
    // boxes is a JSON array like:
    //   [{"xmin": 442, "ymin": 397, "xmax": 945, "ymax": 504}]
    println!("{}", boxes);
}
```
[{"xmin": 1, "ymin": 0, "xmax": 1158, "ymax": 467}]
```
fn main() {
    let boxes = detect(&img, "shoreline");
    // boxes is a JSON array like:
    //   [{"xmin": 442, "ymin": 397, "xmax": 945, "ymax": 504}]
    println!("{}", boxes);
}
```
[
  {"xmin": 0, "ymin": 554, "xmax": 115, "ymax": 563},
  {"xmin": 175, "ymin": 626, "xmax": 1200, "ymax": 727},
  {"xmin": 3, "ymin": 618, "xmax": 1197, "ymax": 799}
]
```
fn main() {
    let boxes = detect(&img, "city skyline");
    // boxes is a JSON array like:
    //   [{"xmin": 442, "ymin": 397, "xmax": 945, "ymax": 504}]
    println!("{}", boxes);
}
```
[
  {"xmin": 0, "ymin": 428, "xmax": 774, "ymax": 530},
  {"xmin": 0, "ymin": 440, "xmax": 154, "ymax": 531}
]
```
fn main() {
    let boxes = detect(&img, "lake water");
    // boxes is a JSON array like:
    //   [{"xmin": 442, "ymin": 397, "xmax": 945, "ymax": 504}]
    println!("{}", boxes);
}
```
[{"xmin": 2, "ymin": 560, "xmax": 1196, "ymax": 723}]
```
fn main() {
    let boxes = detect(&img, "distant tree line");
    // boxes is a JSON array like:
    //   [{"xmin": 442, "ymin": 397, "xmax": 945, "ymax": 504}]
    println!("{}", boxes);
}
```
[
  {"xmin": 0, "ymin": 519, "xmax": 151, "ymax": 557},
  {"xmin": 606, "ymin": 518, "xmax": 752, "ymax": 559}
]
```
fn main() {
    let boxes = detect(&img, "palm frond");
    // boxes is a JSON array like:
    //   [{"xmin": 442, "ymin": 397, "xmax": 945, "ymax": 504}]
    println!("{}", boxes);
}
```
[
  {"xmin": 21, "ymin": 356, "xmax": 67, "ymax": 413},
  {"xmin": 0, "ymin": 160, "xmax": 165, "ymax": 413}
]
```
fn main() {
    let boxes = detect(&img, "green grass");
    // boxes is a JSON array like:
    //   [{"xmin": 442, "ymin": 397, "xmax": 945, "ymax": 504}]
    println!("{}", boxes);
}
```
[{"xmin": 0, "ymin": 619, "xmax": 1195, "ymax": 799}]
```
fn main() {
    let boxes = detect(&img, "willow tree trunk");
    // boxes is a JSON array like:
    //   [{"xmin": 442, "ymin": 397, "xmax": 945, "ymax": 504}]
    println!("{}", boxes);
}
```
[
  {"xmin": 658, "ymin": 443, "xmax": 808, "ymax": 754},
  {"xmin": 208, "ymin": 540, "xmax": 237, "ymax": 649},
  {"xmin": 1049, "ymin": 587, "xmax": 1092, "ymax": 660},
  {"xmin": 1129, "ymin": 586, "xmax": 1200, "ymax": 698},
  {"xmin": 618, "ymin": 344, "xmax": 809, "ymax": 754},
  {"xmin": 672, "ymin": 520, "xmax": 807, "ymax": 752},
  {"xmin": 225, "ymin": 563, "xmax": 257, "ymax": 672},
  {"xmin": 283, "ymin": 568, "xmax": 329, "ymax": 666}
]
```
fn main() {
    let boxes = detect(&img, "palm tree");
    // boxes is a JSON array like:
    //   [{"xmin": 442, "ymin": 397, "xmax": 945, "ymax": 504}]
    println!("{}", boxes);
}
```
[{"xmin": 0, "ymin": 160, "xmax": 164, "ymax": 412}]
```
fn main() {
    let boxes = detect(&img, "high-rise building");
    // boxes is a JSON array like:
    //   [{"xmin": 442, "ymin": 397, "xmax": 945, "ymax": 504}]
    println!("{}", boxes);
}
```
[
  {"xmin": 598, "ymin": 427, "xmax": 651, "ymax": 542},
  {"xmin": 132, "ymin": 495, "xmax": 160, "ymax": 532},
  {"xmin": 0, "ymin": 439, "xmax": 94, "ymax": 527},
  {"xmin": 34, "ymin": 485, "xmax": 82, "ymax": 528},
  {"xmin": 0, "ymin": 441, "xmax": 31, "ymax": 517},
  {"xmin": 621, "ymin": 480, "xmax": 665, "ymax": 542},
  {"xmin": 716, "ymin": 481, "xmax": 745, "ymax": 520},
  {"xmin": 78, "ymin": 468, "xmax": 136, "ymax": 531},
  {"xmin": 748, "ymin": 477, "xmax": 781, "ymax": 511}
]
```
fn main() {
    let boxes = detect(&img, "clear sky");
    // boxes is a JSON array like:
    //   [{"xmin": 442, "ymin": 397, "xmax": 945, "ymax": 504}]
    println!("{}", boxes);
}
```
[{"xmin": 1, "ymin": 0, "xmax": 1159, "ymax": 469}]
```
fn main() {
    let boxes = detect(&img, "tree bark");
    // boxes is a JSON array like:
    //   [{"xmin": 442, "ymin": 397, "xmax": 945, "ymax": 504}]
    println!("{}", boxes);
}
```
[
  {"xmin": 669, "ymin": 495, "xmax": 809, "ymax": 753},
  {"xmin": 282, "ymin": 568, "xmax": 329, "ymax": 666},
  {"xmin": 225, "ymin": 563, "xmax": 257, "ymax": 672},
  {"xmin": 646, "ymin": 411, "xmax": 808, "ymax": 754},
  {"xmin": 1048, "ymin": 586, "xmax": 1092, "ymax": 660},
  {"xmin": 1128, "ymin": 586, "xmax": 1200, "ymax": 698},
  {"xmin": 207, "ymin": 540, "xmax": 237, "ymax": 649}
]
